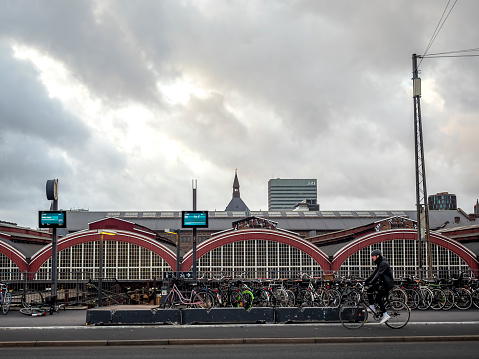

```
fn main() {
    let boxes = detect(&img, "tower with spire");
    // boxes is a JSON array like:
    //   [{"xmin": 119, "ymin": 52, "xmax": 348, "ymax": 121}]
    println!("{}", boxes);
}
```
[{"xmin": 225, "ymin": 170, "xmax": 250, "ymax": 212}]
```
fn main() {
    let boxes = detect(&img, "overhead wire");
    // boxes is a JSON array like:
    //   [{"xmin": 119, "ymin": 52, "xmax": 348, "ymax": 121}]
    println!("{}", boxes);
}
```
[
  {"xmin": 420, "ymin": 47, "xmax": 479, "ymax": 58},
  {"xmin": 418, "ymin": 0, "xmax": 459, "ymax": 68}
]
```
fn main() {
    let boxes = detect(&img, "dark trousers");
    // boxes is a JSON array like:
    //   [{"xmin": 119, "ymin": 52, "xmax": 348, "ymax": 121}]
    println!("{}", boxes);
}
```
[{"xmin": 367, "ymin": 283, "xmax": 390, "ymax": 314}]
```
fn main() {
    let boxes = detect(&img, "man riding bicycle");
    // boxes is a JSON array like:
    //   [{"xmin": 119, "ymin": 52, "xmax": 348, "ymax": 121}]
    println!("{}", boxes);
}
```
[{"xmin": 365, "ymin": 249, "xmax": 394, "ymax": 324}]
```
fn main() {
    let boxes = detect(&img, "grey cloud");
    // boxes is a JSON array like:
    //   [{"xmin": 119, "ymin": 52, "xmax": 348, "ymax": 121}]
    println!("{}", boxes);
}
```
[{"xmin": 1, "ymin": 0, "xmax": 479, "ymax": 226}]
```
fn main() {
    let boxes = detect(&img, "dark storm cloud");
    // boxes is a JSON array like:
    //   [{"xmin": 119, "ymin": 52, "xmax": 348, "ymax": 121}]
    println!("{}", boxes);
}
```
[
  {"xmin": 0, "ymin": 43, "xmax": 90, "ymax": 148},
  {"xmin": 0, "ymin": 40, "xmax": 127, "ymax": 224},
  {"xmin": 0, "ymin": 0, "xmax": 164, "ymax": 106}
]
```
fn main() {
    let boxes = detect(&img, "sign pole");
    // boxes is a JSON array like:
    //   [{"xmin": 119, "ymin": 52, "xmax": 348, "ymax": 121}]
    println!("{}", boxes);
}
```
[
  {"xmin": 46, "ymin": 179, "xmax": 59, "ymax": 307},
  {"xmin": 192, "ymin": 179, "xmax": 197, "ymax": 281}
]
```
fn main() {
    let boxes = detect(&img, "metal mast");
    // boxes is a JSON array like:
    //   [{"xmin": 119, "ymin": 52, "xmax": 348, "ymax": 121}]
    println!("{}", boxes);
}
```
[{"xmin": 412, "ymin": 54, "xmax": 433, "ymax": 279}]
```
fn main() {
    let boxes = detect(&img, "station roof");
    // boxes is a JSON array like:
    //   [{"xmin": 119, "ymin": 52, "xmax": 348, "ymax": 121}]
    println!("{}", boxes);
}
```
[{"xmin": 63, "ymin": 209, "xmax": 471, "ymax": 234}]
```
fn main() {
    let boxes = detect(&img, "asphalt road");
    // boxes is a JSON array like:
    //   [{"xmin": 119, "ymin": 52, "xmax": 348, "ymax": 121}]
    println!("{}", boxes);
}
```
[
  {"xmin": 1, "ymin": 342, "xmax": 479, "ymax": 359},
  {"xmin": 0, "ymin": 308, "xmax": 478, "ymax": 346}
]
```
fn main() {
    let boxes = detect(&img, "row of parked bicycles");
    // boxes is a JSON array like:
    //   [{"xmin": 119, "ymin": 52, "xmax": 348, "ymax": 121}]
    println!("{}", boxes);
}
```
[{"xmin": 161, "ymin": 272, "xmax": 479, "ymax": 312}]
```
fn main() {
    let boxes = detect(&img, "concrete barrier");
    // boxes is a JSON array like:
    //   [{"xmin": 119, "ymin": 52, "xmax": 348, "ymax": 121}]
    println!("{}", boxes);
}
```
[
  {"xmin": 181, "ymin": 307, "xmax": 275, "ymax": 325},
  {"xmin": 86, "ymin": 306, "xmax": 180, "ymax": 325},
  {"xmin": 86, "ymin": 306, "xmax": 342, "ymax": 325},
  {"xmin": 275, "ymin": 307, "xmax": 340, "ymax": 323}
]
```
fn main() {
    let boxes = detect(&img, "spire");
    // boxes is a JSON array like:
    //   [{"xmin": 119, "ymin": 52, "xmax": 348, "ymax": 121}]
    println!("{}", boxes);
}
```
[
  {"xmin": 232, "ymin": 169, "xmax": 240, "ymax": 198},
  {"xmin": 225, "ymin": 169, "xmax": 249, "ymax": 212}
]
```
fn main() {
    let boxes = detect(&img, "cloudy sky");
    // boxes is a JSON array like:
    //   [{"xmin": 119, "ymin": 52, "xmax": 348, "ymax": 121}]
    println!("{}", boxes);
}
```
[{"xmin": 1, "ymin": 0, "xmax": 478, "ymax": 228}]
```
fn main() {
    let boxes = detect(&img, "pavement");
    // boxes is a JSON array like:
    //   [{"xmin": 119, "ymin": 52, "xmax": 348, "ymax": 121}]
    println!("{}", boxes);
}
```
[{"xmin": 0, "ymin": 307, "xmax": 478, "ymax": 347}]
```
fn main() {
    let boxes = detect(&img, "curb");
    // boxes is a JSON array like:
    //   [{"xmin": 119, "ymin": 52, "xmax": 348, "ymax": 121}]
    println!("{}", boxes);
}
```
[{"xmin": 0, "ymin": 335, "xmax": 478, "ymax": 347}]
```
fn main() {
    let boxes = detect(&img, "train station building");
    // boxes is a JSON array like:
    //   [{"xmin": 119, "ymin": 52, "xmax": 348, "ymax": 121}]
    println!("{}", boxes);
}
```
[{"xmin": 1, "ymin": 174, "xmax": 478, "ymax": 282}]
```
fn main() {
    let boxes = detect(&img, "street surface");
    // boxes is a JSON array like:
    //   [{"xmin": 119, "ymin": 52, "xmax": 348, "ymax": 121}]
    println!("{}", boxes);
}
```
[
  {"xmin": 1, "ymin": 342, "xmax": 479, "ymax": 359},
  {"xmin": 0, "ymin": 308, "xmax": 477, "ymax": 345}
]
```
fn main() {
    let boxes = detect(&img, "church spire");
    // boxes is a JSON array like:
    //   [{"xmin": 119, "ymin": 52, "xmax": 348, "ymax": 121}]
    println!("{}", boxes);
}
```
[
  {"xmin": 232, "ymin": 169, "xmax": 240, "ymax": 198},
  {"xmin": 225, "ymin": 169, "xmax": 249, "ymax": 212}
]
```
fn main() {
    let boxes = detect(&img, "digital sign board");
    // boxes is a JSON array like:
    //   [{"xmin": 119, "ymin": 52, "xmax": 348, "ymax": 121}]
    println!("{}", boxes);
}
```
[
  {"xmin": 182, "ymin": 211, "xmax": 208, "ymax": 228},
  {"xmin": 39, "ymin": 211, "xmax": 67, "ymax": 229}
]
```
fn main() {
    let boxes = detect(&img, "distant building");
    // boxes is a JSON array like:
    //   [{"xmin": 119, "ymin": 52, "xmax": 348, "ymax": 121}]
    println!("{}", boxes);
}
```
[
  {"xmin": 268, "ymin": 178, "xmax": 317, "ymax": 211},
  {"xmin": 428, "ymin": 192, "xmax": 457, "ymax": 211}
]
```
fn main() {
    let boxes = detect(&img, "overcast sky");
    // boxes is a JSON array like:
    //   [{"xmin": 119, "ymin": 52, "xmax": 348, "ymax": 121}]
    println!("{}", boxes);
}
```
[{"xmin": 1, "ymin": 0, "xmax": 478, "ymax": 228}]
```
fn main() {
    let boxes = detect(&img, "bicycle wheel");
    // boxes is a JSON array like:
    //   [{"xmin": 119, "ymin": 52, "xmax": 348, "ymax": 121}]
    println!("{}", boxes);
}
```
[
  {"xmin": 429, "ymin": 288, "xmax": 446, "ymax": 310},
  {"xmin": 404, "ymin": 288, "xmax": 419, "ymax": 310},
  {"xmin": 254, "ymin": 289, "xmax": 271, "ymax": 307},
  {"xmin": 238, "ymin": 290, "xmax": 254, "ymax": 311},
  {"xmin": 20, "ymin": 307, "xmax": 45, "ymax": 316},
  {"xmin": 2, "ymin": 292, "xmax": 12, "ymax": 315},
  {"xmin": 296, "ymin": 289, "xmax": 314, "ymax": 307},
  {"xmin": 385, "ymin": 300, "xmax": 410, "ymax": 329},
  {"xmin": 285, "ymin": 290, "xmax": 295, "ymax": 307},
  {"xmin": 162, "ymin": 291, "xmax": 176, "ymax": 308},
  {"xmin": 442, "ymin": 288, "xmax": 455, "ymax": 311},
  {"xmin": 22, "ymin": 290, "xmax": 44, "ymax": 308},
  {"xmin": 472, "ymin": 290, "xmax": 479, "ymax": 309},
  {"xmin": 319, "ymin": 288, "xmax": 341, "ymax": 308},
  {"xmin": 416, "ymin": 288, "xmax": 432, "ymax": 311},
  {"xmin": 192, "ymin": 291, "xmax": 215, "ymax": 309},
  {"xmin": 272, "ymin": 288, "xmax": 288, "ymax": 307},
  {"xmin": 454, "ymin": 288, "xmax": 472, "ymax": 310},
  {"xmin": 388, "ymin": 287, "xmax": 408, "ymax": 304},
  {"xmin": 339, "ymin": 301, "xmax": 368, "ymax": 329}
]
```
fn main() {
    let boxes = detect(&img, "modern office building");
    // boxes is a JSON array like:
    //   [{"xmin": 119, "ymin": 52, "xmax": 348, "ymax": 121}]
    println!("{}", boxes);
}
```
[
  {"xmin": 428, "ymin": 192, "xmax": 457, "ymax": 211},
  {"xmin": 268, "ymin": 178, "xmax": 317, "ymax": 211}
]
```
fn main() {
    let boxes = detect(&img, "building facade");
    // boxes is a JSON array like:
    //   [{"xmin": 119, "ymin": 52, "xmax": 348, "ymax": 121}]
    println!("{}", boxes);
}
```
[
  {"xmin": 268, "ymin": 178, "xmax": 317, "ymax": 211},
  {"xmin": 428, "ymin": 192, "xmax": 457, "ymax": 211}
]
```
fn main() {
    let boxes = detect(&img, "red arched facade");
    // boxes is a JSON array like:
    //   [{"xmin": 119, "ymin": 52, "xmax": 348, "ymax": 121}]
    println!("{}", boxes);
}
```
[
  {"xmin": 332, "ymin": 229, "xmax": 479, "ymax": 271},
  {"xmin": 0, "ymin": 241, "xmax": 29, "ymax": 272},
  {"xmin": 182, "ymin": 229, "xmax": 331, "ymax": 271},
  {"xmin": 29, "ymin": 229, "xmax": 177, "ymax": 273}
]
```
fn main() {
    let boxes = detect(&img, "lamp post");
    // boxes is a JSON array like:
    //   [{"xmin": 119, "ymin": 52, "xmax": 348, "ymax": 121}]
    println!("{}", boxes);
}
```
[{"xmin": 98, "ymin": 231, "xmax": 116, "ymax": 307}]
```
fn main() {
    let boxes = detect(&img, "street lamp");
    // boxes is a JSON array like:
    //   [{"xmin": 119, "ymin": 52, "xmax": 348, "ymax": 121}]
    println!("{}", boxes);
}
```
[
  {"xmin": 98, "ymin": 230, "xmax": 116, "ymax": 307},
  {"xmin": 165, "ymin": 229, "xmax": 180, "ymax": 278}
]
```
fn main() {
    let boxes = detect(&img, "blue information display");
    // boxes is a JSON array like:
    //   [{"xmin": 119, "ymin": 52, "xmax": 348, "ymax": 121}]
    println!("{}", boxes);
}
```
[
  {"xmin": 39, "ymin": 211, "xmax": 67, "ymax": 228},
  {"xmin": 182, "ymin": 211, "xmax": 208, "ymax": 228}
]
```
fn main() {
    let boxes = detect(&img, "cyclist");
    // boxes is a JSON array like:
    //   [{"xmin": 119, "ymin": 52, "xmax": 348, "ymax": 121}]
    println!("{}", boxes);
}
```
[{"xmin": 364, "ymin": 249, "xmax": 394, "ymax": 324}]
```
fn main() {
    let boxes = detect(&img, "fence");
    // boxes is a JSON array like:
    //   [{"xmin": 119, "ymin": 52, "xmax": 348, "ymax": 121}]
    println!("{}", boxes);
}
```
[
  {"xmin": 2, "ymin": 268, "xmax": 477, "ymax": 308},
  {"xmin": 0, "ymin": 271, "xmax": 164, "ymax": 308}
]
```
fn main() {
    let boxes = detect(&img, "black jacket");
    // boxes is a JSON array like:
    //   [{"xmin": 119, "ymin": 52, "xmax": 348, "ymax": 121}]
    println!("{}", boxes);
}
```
[{"xmin": 366, "ymin": 255, "xmax": 394, "ymax": 289}]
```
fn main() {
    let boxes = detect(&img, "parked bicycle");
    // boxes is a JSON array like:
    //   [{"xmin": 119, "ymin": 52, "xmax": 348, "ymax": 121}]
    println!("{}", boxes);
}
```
[
  {"xmin": 162, "ymin": 280, "xmax": 215, "ymax": 309},
  {"xmin": 0, "ymin": 282, "xmax": 12, "ymax": 315},
  {"xmin": 20, "ymin": 289, "xmax": 64, "ymax": 316}
]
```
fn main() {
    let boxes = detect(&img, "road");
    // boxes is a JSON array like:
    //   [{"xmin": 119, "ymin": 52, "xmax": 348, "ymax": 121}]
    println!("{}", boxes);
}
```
[
  {"xmin": 0, "ymin": 307, "xmax": 478, "ymax": 345},
  {"xmin": 1, "ymin": 342, "xmax": 479, "ymax": 359}
]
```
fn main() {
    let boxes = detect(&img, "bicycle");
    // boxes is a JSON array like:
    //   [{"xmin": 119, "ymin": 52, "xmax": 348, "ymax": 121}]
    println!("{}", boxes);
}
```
[
  {"xmin": 211, "ymin": 279, "xmax": 254, "ymax": 310},
  {"xmin": 339, "ymin": 282, "xmax": 410, "ymax": 329},
  {"xmin": 162, "ymin": 280, "xmax": 215, "ymax": 309},
  {"xmin": 0, "ymin": 282, "xmax": 12, "ymax": 315},
  {"xmin": 20, "ymin": 289, "xmax": 65, "ymax": 316}
]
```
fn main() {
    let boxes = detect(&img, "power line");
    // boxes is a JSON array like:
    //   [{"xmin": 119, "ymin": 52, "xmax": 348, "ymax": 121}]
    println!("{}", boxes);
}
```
[
  {"xmin": 421, "ymin": 47, "xmax": 479, "ymax": 57},
  {"xmin": 419, "ymin": 0, "xmax": 459, "ymax": 68},
  {"xmin": 421, "ymin": 54, "xmax": 479, "ymax": 59}
]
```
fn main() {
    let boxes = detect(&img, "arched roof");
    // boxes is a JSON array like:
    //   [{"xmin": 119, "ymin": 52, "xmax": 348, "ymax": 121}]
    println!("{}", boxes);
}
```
[
  {"xmin": 0, "ymin": 240, "xmax": 29, "ymax": 272},
  {"xmin": 29, "ymin": 229, "xmax": 177, "ymax": 273},
  {"xmin": 182, "ymin": 228, "xmax": 330, "ymax": 271},
  {"xmin": 332, "ymin": 229, "xmax": 479, "ymax": 271}
]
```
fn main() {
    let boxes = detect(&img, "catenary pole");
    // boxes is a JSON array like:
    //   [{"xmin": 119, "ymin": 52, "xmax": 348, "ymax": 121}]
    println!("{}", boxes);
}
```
[{"xmin": 412, "ymin": 54, "xmax": 433, "ymax": 279}]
